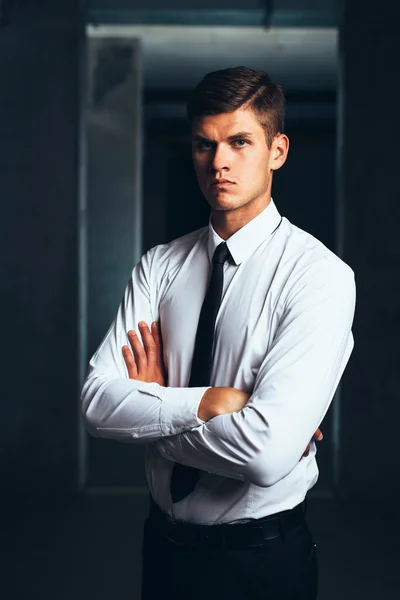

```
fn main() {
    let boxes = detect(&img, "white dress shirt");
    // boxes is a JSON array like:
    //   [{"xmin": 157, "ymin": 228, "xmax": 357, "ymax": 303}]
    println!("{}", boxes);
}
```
[{"xmin": 81, "ymin": 199, "xmax": 355, "ymax": 525}]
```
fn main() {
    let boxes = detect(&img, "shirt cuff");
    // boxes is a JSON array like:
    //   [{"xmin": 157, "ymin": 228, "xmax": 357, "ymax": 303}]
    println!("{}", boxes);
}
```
[{"xmin": 158, "ymin": 386, "xmax": 211, "ymax": 436}]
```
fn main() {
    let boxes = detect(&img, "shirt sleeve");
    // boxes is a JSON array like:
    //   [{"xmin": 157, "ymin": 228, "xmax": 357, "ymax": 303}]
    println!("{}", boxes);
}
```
[
  {"xmin": 156, "ymin": 256, "xmax": 356, "ymax": 486},
  {"xmin": 81, "ymin": 248, "xmax": 209, "ymax": 443}
]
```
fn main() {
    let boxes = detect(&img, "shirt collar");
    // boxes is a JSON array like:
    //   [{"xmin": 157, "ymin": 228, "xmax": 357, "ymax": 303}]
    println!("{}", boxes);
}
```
[{"xmin": 207, "ymin": 199, "xmax": 282, "ymax": 266}]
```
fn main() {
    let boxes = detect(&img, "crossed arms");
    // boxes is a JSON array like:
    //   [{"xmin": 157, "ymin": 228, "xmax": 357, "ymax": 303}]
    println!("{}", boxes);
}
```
[
  {"xmin": 81, "ymin": 248, "xmax": 355, "ymax": 487},
  {"xmin": 122, "ymin": 323, "xmax": 322, "ymax": 463}
]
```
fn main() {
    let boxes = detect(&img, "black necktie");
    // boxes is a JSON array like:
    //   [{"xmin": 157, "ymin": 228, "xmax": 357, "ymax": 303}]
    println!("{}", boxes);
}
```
[{"xmin": 170, "ymin": 241, "xmax": 231, "ymax": 503}]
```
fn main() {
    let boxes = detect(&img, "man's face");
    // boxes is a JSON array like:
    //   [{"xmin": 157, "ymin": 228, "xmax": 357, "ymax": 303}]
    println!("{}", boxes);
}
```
[{"xmin": 192, "ymin": 107, "xmax": 288, "ymax": 215}]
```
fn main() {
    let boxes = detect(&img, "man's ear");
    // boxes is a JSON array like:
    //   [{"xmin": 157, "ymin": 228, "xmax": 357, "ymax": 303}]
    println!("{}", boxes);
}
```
[{"xmin": 271, "ymin": 133, "xmax": 289, "ymax": 171}]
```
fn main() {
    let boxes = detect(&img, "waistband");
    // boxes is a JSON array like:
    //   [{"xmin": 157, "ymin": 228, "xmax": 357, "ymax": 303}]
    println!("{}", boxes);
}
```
[{"xmin": 148, "ymin": 496, "xmax": 307, "ymax": 549}]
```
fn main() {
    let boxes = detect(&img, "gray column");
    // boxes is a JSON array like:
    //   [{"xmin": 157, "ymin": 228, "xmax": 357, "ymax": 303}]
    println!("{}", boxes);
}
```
[
  {"xmin": 0, "ymin": 3, "xmax": 82, "ymax": 491},
  {"xmin": 338, "ymin": 0, "xmax": 400, "ymax": 497},
  {"xmin": 85, "ymin": 35, "xmax": 144, "ymax": 488}
]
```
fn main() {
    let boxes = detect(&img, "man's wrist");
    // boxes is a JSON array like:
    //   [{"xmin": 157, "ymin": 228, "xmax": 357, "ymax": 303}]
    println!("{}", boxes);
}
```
[
  {"xmin": 197, "ymin": 387, "xmax": 215, "ymax": 421},
  {"xmin": 197, "ymin": 387, "xmax": 233, "ymax": 421},
  {"xmin": 198, "ymin": 386, "xmax": 251, "ymax": 420}
]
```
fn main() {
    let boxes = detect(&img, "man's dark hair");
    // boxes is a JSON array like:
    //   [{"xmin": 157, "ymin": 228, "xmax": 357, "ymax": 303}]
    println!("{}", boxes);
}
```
[{"xmin": 187, "ymin": 66, "xmax": 285, "ymax": 148}]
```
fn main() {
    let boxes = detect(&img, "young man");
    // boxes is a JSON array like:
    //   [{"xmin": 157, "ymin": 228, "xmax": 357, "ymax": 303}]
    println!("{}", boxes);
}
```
[{"xmin": 81, "ymin": 67, "xmax": 355, "ymax": 599}]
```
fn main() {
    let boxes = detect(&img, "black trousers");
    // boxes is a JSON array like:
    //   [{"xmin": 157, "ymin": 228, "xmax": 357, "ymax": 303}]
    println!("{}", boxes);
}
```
[{"xmin": 141, "ymin": 503, "xmax": 318, "ymax": 600}]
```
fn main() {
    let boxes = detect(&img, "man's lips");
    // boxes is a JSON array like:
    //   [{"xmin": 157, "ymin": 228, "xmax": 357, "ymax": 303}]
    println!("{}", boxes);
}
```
[{"xmin": 211, "ymin": 179, "xmax": 235, "ymax": 186}]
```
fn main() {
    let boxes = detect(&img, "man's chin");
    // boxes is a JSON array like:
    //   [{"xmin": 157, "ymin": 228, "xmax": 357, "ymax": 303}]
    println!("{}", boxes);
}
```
[{"xmin": 208, "ymin": 198, "xmax": 244, "ymax": 212}]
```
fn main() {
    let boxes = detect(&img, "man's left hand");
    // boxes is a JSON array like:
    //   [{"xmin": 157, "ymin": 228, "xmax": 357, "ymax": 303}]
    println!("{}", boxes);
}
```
[{"xmin": 122, "ymin": 321, "xmax": 167, "ymax": 386}]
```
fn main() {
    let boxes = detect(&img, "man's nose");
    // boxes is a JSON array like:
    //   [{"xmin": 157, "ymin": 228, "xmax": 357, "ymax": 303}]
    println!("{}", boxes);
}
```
[{"xmin": 209, "ymin": 144, "xmax": 230, "ymax": 172}]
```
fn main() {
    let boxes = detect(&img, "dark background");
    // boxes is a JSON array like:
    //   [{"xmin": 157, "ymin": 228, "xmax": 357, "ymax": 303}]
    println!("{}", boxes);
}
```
[{"xmin": 1, "ymin": 1, "xmax": 400, "ymax": 598}]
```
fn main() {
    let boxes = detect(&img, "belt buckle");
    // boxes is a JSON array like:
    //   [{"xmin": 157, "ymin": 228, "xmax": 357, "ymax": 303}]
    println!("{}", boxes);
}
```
[{"xmin": 223, "ymin": 524, "xmax": 266, "ymax": 549}]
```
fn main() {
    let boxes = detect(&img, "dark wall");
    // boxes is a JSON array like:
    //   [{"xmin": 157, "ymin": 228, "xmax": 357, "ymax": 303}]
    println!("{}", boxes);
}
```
[
  {"xmin": 339, "ymin": 0, "xmax": 400, "ymax": 498},
  {"xmin": 0, "ymin": 3, "xmax": 81, "ymax": 491}
]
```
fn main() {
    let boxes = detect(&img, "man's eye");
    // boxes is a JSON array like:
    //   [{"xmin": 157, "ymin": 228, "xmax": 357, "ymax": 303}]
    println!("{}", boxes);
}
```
[
  {"xmin": 196, "ymin": 141, "xmax": 212, "ymax": 150},
  {"xmin": 233, "ymin": 139, "xmax": 248, "ymax": 147}
]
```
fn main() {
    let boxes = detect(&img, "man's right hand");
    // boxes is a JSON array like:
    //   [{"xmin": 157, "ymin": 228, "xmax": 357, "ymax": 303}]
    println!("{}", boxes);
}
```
[
  {"xmin": 198, "ymin": 387, "xmax": 249, "ymax": 421},
  {"xmin": 198, "ymin": 387, "xmax": 323, "ymax": 459}
]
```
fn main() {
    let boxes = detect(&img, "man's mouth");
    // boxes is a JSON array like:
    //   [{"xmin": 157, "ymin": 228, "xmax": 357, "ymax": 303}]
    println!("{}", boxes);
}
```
[{"xmin": 212, "ymin": 179, "xmax": 234, "ymax": 186}]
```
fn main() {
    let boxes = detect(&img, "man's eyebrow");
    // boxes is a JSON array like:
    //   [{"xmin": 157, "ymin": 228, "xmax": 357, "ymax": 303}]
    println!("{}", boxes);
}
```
[
  {"xmin": 193, "ymin": 134, "xmax": 212, "ymax": 141},
  {"xmin": 193, "ymin": 131, "xmax": 255, "ymax": 142},
  {"xmin": 227, "ymin": 131, "xmax": 254, "ymax": 140}
]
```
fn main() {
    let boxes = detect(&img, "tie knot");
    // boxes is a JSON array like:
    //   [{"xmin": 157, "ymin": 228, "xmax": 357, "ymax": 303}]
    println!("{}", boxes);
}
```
[{"xmin": 212, "ymin": 242, "xmax": 231, "ymax": 266}]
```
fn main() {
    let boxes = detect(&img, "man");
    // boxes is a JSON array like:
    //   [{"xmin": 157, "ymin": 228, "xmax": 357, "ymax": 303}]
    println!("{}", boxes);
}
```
[{"xmin": 81, "ymin": 66, "xmax": 355, "ymax": 599}]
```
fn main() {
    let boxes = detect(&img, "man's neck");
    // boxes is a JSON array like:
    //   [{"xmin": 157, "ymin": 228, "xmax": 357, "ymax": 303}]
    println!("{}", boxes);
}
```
[{"xmin": 211, "ymin": 196, "xmax": 271, "ymax": 241}]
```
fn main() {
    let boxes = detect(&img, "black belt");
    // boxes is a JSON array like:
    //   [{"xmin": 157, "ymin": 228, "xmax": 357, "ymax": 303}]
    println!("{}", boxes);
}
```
[{"xmin": 148, "ymin": 496, "xmax": 307, "ymax": 549}]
